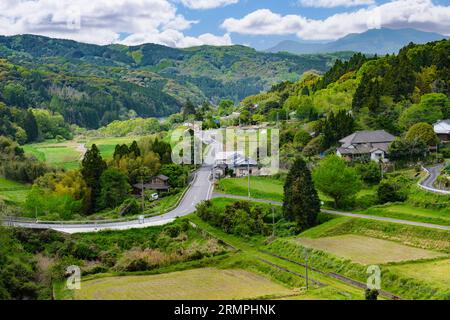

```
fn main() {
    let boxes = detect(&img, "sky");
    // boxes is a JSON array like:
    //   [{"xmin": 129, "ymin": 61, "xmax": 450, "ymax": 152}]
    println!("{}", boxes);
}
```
[{"xmin": 0, "ymin": 0, "xmax": 449, "ymax": 50}]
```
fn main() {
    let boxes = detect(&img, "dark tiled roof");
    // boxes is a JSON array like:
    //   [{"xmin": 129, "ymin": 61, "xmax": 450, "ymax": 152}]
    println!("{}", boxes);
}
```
[
  {"xmin": 156, "ymin": 174, "xmax": 169, "ymax": 181},
  {"xmin": 339, "ymin": 130, "xmax": 396, "ymax": 146}
]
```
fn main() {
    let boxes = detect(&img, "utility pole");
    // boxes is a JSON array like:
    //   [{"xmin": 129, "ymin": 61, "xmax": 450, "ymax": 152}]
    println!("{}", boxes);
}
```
[
  {"xmin": 247, "ymin": 158, "xmax": 251, "ymax": 199},
  {"xmin": 35, "ymin": 207, "xmax": 38, "ymax": 223},
  {"xmin": 272, "ymin": 206, "xmax": 275, "ymax": 237},
  {"xmin": 304, "ymin": 248, "xmax": 310, "ymax": 290},
  {"xmin": 141, "ymin": 176, "xmax": 145, "ymax": 215}
]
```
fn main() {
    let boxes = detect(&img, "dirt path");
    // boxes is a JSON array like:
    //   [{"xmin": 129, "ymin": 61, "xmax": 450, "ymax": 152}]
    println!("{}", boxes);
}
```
[{"xmin": 76, "ymin": 143, "xmax": 87, "ymax": 161}]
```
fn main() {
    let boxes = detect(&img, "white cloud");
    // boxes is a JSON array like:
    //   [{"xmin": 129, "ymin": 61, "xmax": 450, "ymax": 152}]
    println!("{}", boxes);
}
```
[
  {"xmin": 0, "ymin": 0, "xmax": 233, "ymax": 47},
  {"xmin": 180, "ymin": 0, "xmax": 239, "ymax": 9},
  {"xmin": 222, "ymin": 0, "xmax": 450, "ymax": 40},
  {"xmin": 298, "ymin": 0, "xmax": 374, "ymax": 8}
]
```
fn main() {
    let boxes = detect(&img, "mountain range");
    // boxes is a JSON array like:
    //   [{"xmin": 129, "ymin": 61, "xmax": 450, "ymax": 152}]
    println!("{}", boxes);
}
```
[
  {"xmin": 266, "ymin": 28, "xmax": 449, "ymax": 55},
  {"xmin": 0, "ymin": 34, "xmax": 352, "ymax": 131}
]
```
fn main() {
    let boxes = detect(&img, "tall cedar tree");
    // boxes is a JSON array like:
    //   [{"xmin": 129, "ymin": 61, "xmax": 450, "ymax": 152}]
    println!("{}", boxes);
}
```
[
  {"xmin": 81, "ymin": 144, "xmax": 107, "ymax": 213},
  {"xmin": 283, "ymin": 158, "xmax": 320, "ymax": 230},
  {"xmin": 24, "ymin": 110, "xmax": 39, "ymax": 142},
  {"xmin": 129, "ymin": 140, "xmax": 141, "ymax": 158},
  {"xmin": 322, "ymin": 110, "xmax": 355, "ymax": 149}
]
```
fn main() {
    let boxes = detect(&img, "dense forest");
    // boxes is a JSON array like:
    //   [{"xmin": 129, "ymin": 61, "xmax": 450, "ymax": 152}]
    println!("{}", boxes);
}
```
[{"xmin": 0, "ymin": 34, "xmax": 351, "ymax": 143}]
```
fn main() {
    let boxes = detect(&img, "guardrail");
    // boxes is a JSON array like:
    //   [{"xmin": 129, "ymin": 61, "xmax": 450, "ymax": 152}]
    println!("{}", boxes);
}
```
[
  {"xmin": 418, "ymin": 165, "xmax": 450, "ymax": 195},
  {"xmin": 1, "ymin": 172, "xmax": 198, "ymax": 226}
]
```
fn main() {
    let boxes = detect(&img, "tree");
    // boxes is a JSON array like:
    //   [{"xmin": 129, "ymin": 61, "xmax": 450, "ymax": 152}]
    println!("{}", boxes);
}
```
[
  {"xmin": 355, "ymin": 161, "xmax": 382, "ymax": 185},
  {"xmin": 405, "ymin": 122, "xmax": 439, "ymax": 146},
  {"xmin": 24, "ymin": 110, "xmax": 39, "ymax": 142},
  {"xmin": 365, "ymin": 288, "xmax": 379, "ymax": 300},
  {"xmin": 322, "ymin": 110, "xmax": 355, "ymax": 149},
  {"xmin": 283, "ymin": 158, "xmax": 320, "ymax": 230},
  {"xmin": 377, "ymin": 180, "xmax": 407, "ymax": 204},
  {"xmin": 313, "ymin": 155, "xmax": 362, "ymax": 208},
  {"xmin": 81, "ymin": 144, "xmax": 107, "ymax": 213},
  {"xmin": 97, "ymin": 168, "xmax": 131, "ymax": 210},
  {"xmin": 293, "ymin": 130, "xmax": 312, "ymax": 148},
  {"xmin": 388, "ymin": 137, "xmax": 428, "ymax": 162},
  {"xmin": 129, "ymin": 141, "xmax": 141, "ymax": 158},
  {"xmin": 182, "ymin": 100, "xmax": 196, "ymax": 120}
]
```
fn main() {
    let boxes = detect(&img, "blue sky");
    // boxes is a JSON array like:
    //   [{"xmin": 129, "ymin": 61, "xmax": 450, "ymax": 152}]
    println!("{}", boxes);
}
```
[{"xmin": 0, "ymin": 0, "xmax": 449, "ymax": 49}]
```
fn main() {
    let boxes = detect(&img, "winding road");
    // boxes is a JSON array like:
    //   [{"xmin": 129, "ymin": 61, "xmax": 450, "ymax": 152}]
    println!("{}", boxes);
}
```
[
  {"xmin": 2, "ymin": 129, "xmax": 220, "ymax": 234},
  {"xmin": 418, "ymin": 163, "xmax": 450, "ymax": 195}
]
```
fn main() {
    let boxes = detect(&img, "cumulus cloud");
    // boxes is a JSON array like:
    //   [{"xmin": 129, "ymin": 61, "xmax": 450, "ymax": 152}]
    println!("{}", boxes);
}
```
[
  {"xmin": 0, "ymin": 0, "xmax": 232, "ymax": 47},
  {"xmin": 298, "ymin": 0, "xmax": 375, "ymax": 8},
  {"xmin": 222, "ymin": 0, "xmax": 450, "ymax": 40},
  {"xmin": 180, "ymin": 0, "xmax": 239, "ymax": 9}
]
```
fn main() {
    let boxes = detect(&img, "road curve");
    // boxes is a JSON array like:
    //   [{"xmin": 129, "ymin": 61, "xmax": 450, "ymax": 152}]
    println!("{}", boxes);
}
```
[
  {"xmin": 418, "ymin": 164, "xmax": 450, "ymax": 195},
  {"xmin": 212, "ymin": 193, "xmax": 450, "ymax": 231},
  {"xmin": 4, "ymin": 166, "xmax": 213, "ymax": 234}
]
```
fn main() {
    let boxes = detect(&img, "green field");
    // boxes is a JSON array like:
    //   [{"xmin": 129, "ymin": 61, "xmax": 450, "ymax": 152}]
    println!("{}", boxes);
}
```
[
  {"xmin": 23, "ymin": 140, "xmax": 83, "ymax": 170},
  {"xmin": 217, "ymin": 176, "xmax": 376, "ymax": 205},
  {"xmin": 22, "ymin": 136, "xmax": 140, "ymax": 170},
  {"xmin": 296, "ymin": 235, "xmax": 446, "ymax": 265},
  {"xmin": 0, "ymin": 177, "xmax": 31, "ymax": 204},
  {"xmin": 361, "ymin": 204, "xmax": 450, "ymax": 226},
  {"xmin": 388, "ymin": 259, "xmax": 450, "ymax": 290},
  {"xmin": 75, "ymin": 268, "xmax": 293, "ymax": 300},
  {"xmin": 86, "ymin": 136, "xmax": 139, "ymax": 159},
  {"xmin": 218, "ymin": 176, "xmax": 284, "ymax": 202}
]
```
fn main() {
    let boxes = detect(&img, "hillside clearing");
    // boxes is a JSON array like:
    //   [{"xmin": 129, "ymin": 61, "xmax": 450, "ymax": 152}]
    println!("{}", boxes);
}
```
[
  {"xmin": 296, "ymin": 235, "xmax": 446, "ymax": 265},
  {"xmin": 75, "ymin": 268, "xmax": 293, "ymax": 300}
]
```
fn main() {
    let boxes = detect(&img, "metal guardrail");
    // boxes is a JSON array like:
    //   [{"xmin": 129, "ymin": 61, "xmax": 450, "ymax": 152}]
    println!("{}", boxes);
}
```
[
  {"xmin": 1, "ymin": 172, "xmax": 198, "ymax": 226},
  {"xmin": 418, "ymin": 166, "xmax": 450, "ymax": 195}
]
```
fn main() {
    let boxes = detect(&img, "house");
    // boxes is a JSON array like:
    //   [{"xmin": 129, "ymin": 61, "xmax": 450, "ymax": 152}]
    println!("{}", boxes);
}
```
[
  {"xmin": 336, "ymin": 130, "xmax": 396, "ymax": 162},
  {"xmin": 133, "ymin": 174, "xmax": 170, "ymax": 194},
  {"xmin": 434, "ymin": 120, "xmax": 450, "ymax": 142},
  {"xmin": 214, "ymin": 151, "xmax": 259, "ymax": 177}
]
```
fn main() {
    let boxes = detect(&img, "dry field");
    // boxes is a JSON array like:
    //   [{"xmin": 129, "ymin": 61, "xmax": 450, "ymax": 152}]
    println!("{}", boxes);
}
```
[
  {"xmin": 296, "ymin": 235, "xmax": 446, "ymax": 265},
  {"xmin": 75, "ymin": 268, "xmax": 293, "ymax": 300},
  {"xmin": 388, "ymin": 259, "xmax": 450, "ymax": 289}
]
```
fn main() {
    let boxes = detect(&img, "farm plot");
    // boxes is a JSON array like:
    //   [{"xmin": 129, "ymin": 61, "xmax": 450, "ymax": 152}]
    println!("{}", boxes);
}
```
[
  {"xmin": 0, "ymin": 177, "xmax": 31, "ymax": 203},
  {"xmin": 75, "ymin": 268, "xmax": 293, "ymax": 300},
  {"xmin": 388, "ymin": 259, "xmax": 450, "ymax": 290},
  {"xmin": 296, "ymin": 235, "xmax": 446, "ymax": 265}
]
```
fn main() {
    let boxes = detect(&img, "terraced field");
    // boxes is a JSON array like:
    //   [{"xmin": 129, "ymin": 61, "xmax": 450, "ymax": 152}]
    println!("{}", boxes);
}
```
[
  {"xmin": 0, "ymin": 177, "xmax": 31, "ymax": 204},
  {"xmin": 296, "ymin": 235, "xmax": 446, "ymax": 265},
  {"xmin": 388, "ymin": 259, "xmax": 450, "ymax": 290},
  {"xmin": 75, "ymin": 268, "xmax": 293, "ymax": 300}
]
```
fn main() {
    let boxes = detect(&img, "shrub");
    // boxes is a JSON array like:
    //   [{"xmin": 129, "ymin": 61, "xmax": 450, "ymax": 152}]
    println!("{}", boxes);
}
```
[
  {"xmin": 377, "ymin": 180, "xmax": 408, "ymax": 204},
  {"xmin": 355, "ymin": 161, "xmax": 381, "ymax": 185}
]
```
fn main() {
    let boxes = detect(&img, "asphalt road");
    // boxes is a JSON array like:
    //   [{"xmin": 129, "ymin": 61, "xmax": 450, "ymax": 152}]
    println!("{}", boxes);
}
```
[
  {"xmin": 419, "ymin": 163, "xmax": 450, "ymax": 195},
  {"xmin": 4, "ymin": 166, "xmax": 213, "ymax": 233},
  {"xmin": 212, "ymin": 193, "xmax": 450, "ymax": 231}
]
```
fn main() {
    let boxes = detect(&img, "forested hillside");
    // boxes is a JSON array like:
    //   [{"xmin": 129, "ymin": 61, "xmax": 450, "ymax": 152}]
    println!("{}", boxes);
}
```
[
  {"xmin": 241, "ymin": 39, "xmax": 450, "ymax": 133},
  {"xmin": 0, "ymin": 35, "xmax": 350, "ymax": 143}
]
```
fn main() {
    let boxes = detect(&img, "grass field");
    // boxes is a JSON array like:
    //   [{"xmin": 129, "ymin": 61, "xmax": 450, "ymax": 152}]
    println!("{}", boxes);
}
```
[
  {"xmin": 361, "ymin": 204, "xmax": 450, "ymax": 226},
  {"xmin": 22, "ymin": 136, "xmax": 140, "ymax": 169},
  {"xmin": 85, "ymin": 136, "xmax": 139, "ymax": 159},
  {"xmin": 388, "ymin": 259, "xmax": 450, "ymax": 290},
  {"xmin": 75, "ymin": 268, "xmax": 293, "ymax": 300},
  {"xmin": 23, "ymin": 140, "xmax": 82, "ymax": 170},
  {"xmin": 217, "ymin": 176, "xmax": 376, "ymax": 205},
  {"xmin": 296, "ymin": 234, "xmax": 446, "ymax": 265},
  {"xmin": 218, "ymin": 176, "xmax": 284, "ymax": 202},
  {"xmin": 0, "ymin": 177, "xmax": 31, "ymax": 203}
]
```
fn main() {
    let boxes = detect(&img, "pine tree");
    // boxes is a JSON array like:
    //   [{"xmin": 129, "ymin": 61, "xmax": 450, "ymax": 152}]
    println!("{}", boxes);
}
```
[
  {"xmin": 129, "ymin": 141, "xmax": 141, "ymax": 158},
  {"xmin": 81, "ymin": 144, "xmax": 107, "ymax": 213},
  {"xmin": 283, "ymin": 158, "xmax": 321, "ymax": 231},
  {"xmin": 24, "ymin": 110, "xmax": 39, "ymax": 142}
]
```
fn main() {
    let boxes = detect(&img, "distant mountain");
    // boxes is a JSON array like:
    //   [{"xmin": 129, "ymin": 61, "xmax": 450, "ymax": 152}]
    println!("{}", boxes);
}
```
[
  {"xmin": 0, "ymin": 34, "xmax": 354, "ymax": 132},
  {"xmin": 266, "ymin": 28, "xmax": 449, "ymax": 55}
]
